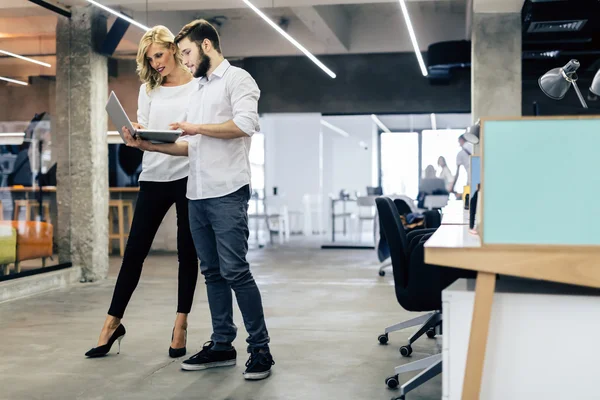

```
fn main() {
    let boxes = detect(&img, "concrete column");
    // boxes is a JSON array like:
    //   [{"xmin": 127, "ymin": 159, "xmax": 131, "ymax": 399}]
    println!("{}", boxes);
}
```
[
  {"xmin": 55, "ymin": 6, "xmax": 109, "ymax": 282},
  {"xmin": 471, "ymin": 11, "xmax": 522, "ymax": 122}
]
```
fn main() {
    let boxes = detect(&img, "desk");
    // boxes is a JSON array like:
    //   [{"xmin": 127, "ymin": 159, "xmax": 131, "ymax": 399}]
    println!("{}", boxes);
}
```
[
  {"xmin": 330, "ymin": 197, "xmax": 356, "ymax": 243},
  {"xmin": 441, "ymin": 210, "xmax": 469, "ymax": 226},
  {"xmin": 425, "ymin": 225, "xmax": 600, "ymax": 399}
]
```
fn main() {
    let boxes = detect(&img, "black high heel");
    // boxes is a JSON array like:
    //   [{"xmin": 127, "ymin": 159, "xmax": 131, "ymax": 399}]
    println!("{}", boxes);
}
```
[
  {"xmin": 169, "ymin": 328, "xmax": 187, "ymax": 358},
  {"xmin": 85, "ymin": 324, "xmax": 126, "ymax": 358}
]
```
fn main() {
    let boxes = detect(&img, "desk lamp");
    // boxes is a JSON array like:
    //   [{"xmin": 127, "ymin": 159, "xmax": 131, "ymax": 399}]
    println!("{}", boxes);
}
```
[
  {"xmin": 538, "ymin": 59, "xmax": 588, "ymax": 108},
  {"xmin": 463, "ymin": 120, "xmax": 480, "ymax": 144},
  {"xmin": 589, "ymin": 69, "xmax": 600, "ymax": 98}
]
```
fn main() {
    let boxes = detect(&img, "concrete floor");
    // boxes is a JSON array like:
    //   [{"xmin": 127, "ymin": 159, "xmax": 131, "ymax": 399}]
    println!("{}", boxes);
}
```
[{"xmin": 0, "ymin": 239, "xmax": 441, "ymax": 400}]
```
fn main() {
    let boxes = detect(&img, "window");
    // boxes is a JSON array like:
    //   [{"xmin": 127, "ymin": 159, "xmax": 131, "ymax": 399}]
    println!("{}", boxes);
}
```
[
  {"xmin": 421, "ymin": 129, "xmax": 467, "ymax": 192},
  {"xmin": 380, "ymin": 132, "xmax": 419, "ymax": 198},
  {"xmin": 249, "ymin": 132, "xmax": 265, "ymax": 214}
]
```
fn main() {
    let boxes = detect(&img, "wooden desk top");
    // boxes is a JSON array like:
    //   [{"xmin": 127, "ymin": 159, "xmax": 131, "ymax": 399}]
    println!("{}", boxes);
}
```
[{"xmin": 425, "ymin": 225, "xmax": 600, "ymax": 289}]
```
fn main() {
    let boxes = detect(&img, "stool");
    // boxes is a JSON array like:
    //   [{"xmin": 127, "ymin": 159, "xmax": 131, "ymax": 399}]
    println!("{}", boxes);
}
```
[
  {"xmin": 108, "ymin": 200, "xmax": 134, "ymax": 257},
  {"xmin": 14, "ymin": 200, "xmax": 51, "ymax": 222}
]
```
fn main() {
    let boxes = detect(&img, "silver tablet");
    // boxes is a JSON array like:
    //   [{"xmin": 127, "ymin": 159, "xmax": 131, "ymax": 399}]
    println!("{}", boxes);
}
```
[{"xmin": 105, "ymin": 91, "xmax": 183, "ymax": 144}]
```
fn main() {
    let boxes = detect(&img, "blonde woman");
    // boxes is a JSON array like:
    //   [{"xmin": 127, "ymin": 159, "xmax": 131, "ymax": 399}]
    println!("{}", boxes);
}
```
[{"xmin": 86, "ymin": 26, "xmax": 198, "ymax": 359}]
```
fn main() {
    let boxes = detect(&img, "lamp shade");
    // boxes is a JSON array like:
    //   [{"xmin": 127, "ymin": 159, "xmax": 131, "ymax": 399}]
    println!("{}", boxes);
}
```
[
  {"xmin": 538, "ymin": 59, "xmax": 580, "ymax": 100},
  {"xmin": 590, "ymin": 69, "xmax": 600, "ymax": 97},
  {"xmin": 464, "ymin": 121, "xmax": 480, "ymax": 144}
]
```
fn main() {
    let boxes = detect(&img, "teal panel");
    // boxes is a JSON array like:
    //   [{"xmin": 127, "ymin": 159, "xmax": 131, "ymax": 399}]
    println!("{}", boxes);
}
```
[
  {"xmin": 471, "ymin": 156, "xmax": 481, "ymax": 189},
  {"xmin": 482, "ymin": 118, "xmax": 600, "ymax": 245}
]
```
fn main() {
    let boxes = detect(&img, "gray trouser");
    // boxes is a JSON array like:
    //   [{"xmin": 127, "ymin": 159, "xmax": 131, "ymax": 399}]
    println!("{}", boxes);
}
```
[{"xmin": 188, "ymin": 185, "xmax": 270, "ymax": 352}]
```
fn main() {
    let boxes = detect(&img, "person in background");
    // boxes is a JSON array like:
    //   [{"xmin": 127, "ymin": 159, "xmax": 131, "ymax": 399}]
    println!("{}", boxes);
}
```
[
  {"xmin": 450, "ymin": 134, "xmax": 473, "ymax": 196},
  {"xmin": 437, "ymin": 156, "xmax": 454, "ymax": 192},
  {"xmin": 423, "ymin": 165, "xmax": 437, "ymax": 179},
  {"xmin": 85, "ymin": 26, "xmax": 199, "ymax": 359}
]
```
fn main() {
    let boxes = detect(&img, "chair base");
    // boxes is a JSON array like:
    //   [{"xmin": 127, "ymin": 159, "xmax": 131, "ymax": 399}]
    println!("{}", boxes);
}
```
[
  {"xmin": 386, "ymin": 354, "xmax": 442, "ymax": 399},
  {"xmin": 378, "ymin": 261, "xmax": 392, "ymax": 276}
]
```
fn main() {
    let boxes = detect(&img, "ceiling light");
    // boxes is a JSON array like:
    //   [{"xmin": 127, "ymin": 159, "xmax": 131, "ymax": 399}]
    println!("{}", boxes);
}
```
[
  {"xmin": 430, "ymin": 113, "xmax": 437, "ymax": 130},
  {"xmin": 398, "ymin": 0, "xmax": 428, "ymax": 77},
  {"xmin": 321, "ymin": 120, "xmax": 349, "ymax": 137},
  {"xmin": 85, "ymin": 0, "xmax": 150, "ymax": 31},
  {"xmin": 0, "ymin": 50, "xmax": 51, "ymax": 68},
  {"xmin": 0, "ymin": 76, "xmax": 28, "ymax": 86},
  {"xmin": 371, "ymin": 114, "xmax": 390, "ymax": 133},
  {"xmin": 242, "ymin": 0, "xmax": 336, "ymax": 79}
]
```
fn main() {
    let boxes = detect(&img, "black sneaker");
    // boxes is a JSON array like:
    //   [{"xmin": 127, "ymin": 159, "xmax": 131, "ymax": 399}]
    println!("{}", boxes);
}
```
[
  {"xmin": 243, "ymin": 350, "xmax": 275, "ymax": 380},
  {"xmin": 181, "ymin": 341, "xmax": 237, "ymax": 371}
]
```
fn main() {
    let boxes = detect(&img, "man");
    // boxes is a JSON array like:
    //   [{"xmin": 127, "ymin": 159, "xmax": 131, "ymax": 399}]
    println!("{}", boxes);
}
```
[
  {"xmin": 450, "ymin": 134, "xmax": 473, "ymax": 196},
  {"xmin": 123, "ymin": 19, "xmax": 274, "ymax": 381}
]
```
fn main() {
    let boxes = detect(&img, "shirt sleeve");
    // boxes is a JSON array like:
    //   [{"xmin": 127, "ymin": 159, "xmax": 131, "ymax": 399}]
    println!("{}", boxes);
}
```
[
  {"xmin": 137, "ymin": 84, "xmax": 150, "ymax": 128},
  {"xmin": 229, "ymin": 71, "xmax": 260, "ymax": 136}
]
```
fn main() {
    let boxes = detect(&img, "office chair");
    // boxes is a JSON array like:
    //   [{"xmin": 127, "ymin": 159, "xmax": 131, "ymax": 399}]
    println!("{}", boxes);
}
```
[
  {"xmin": 376, "ymin": 199, "xmax": 440, "ymax": 277},
  {"xmin": 375, "ymin": 197, "xmax": 471, "ymax": 399}
]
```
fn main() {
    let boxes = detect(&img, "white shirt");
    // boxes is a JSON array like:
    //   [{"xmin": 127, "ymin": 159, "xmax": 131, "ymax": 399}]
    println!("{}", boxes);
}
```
[
  {"xmin": 184, "ymin": 59, "xmax": 260, "ymax": 200},
  {"xmin": 136, "ymin": 79, "xmax": 197, "ymax": 182},
  {"xmin": 456, "ymin": 142, "xmax": 474, "ymax": 186}
]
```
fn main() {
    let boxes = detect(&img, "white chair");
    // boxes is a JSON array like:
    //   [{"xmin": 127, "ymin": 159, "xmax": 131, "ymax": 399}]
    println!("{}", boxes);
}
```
[
  {"xmin": 264, "ymin": 196, "xmax": 290, "ymax": 244},
  {"xmin": 356, "ymin": 196, "xmax": 378, "ymax": 242},
  {"xmin": 302, "ymin": 194, "xmax": 324, "ymax": 236}
]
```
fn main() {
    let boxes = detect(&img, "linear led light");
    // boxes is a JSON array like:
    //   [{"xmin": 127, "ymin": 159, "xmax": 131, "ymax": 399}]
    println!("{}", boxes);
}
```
[
  {"xmin": 321, "ymin": 120, "xmax": 349, "ymax": 137},
  {"xmin": 0, "ymin": 50, "xmax": 51, "ymax": 68},
  {"xmin": 371, "ymin": 114, "xmax": 390, "ymax": 133},
  {"xmin": 0, "ymin": 76, "xmax": 28, "ymax": 86},
  {"xmin": 398, "ymin": 0, "xmax": 428, "ymax": 77},
  {"xmin": 430, "ymin": 113, "xmax": 437, "ymax": 130},
  {"xmin": 242, "ymin": 0, "xmax": 336, "ymax": 79},
  {"xmin": 85, "ymin": 0, "xmax": 150, "ymax": 31}
]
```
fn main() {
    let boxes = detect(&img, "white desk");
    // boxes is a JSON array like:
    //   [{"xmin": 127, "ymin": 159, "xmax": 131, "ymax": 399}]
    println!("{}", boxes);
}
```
[
  {"xmin": 425, "ymin": 225, "xmax": 600, "ymax": 400},
  {"xmin": 443, "ymin": 278, "xmax": 600, "ymax": 400}
]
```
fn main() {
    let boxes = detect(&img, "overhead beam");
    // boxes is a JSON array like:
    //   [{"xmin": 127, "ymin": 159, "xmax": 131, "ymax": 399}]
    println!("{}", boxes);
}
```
[
  {"xmin": 473, "ymin": 0, "xmax": 524, "ymax": 13},
  {"xmin": 27, "ymin": 0, "xmax": 70, "ymax": 18},
  {"xmin": 291, "ymin": 6, "xmax": 350, "ymax": 53}
]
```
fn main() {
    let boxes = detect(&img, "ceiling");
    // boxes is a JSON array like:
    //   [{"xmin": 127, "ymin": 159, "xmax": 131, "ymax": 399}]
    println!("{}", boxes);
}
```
[
  {"xmin": 0, "ymin": 0, "xmax": 468, "ymax": 81},
  {"xmin": 1, "ymin": 0, "xmax": 600, "ymax": 84}
]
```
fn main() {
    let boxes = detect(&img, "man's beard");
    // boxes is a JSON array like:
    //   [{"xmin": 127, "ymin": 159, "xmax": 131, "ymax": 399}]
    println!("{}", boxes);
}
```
[{"xmin": 193, "ymin": 49, "xmax": 211, "ymax": 78}]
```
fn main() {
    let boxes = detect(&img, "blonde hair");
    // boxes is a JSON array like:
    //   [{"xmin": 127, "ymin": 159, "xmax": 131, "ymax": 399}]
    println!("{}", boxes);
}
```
[{"xmin": 136, "ymin": 25, "xmax": 187, "ymax": 93}]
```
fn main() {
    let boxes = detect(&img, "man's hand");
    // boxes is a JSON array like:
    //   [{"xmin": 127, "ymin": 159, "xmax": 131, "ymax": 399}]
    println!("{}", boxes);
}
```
[
  {"xmin": 123, "ymin": 126, "xmax": 153, "ymax": 151},
  {"xmin": 169, "ymin": 122, "xmax": 198, "ymax": 136}
]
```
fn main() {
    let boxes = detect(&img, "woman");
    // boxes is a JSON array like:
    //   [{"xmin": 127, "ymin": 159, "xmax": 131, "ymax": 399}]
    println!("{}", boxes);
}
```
[
  {"xmin": 437, "ymin": 156, "xmax": 454, "ymax": 192},
  {"xmin": 85, "ymin": 26, "xmax": 198, "ymax": 359}
]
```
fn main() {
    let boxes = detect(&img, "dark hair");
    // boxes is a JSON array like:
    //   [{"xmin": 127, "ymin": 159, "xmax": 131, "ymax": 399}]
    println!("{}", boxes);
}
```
[
  {"xmin": 175, "ymin": 19, "xmax": 221, "ymax": 53},
  {"xmin": 459, "ymin": 134, "xmax": 466, "ymax": 142}
]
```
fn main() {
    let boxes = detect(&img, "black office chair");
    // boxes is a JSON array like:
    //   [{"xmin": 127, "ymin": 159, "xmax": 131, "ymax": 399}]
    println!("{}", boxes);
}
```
[
  {"xmin": 377, "ymin": 199, "xmax": 440, "ymax": 277},
  {"xmin": 375, "ymin": 197, "xmax": 470, "ymax": 399}
]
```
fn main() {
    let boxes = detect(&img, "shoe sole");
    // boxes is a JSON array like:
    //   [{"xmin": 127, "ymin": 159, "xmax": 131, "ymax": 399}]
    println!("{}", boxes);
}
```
[
  {"xmin": 181, "ymin": 359, "xmax": 236, "ymax": 371},
  {"xmin": 243, "ymin": 370, "xmax": 271, "ymax": 380}
]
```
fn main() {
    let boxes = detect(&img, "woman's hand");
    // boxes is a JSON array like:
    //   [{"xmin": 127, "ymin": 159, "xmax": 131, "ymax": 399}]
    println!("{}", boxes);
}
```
[
  {"xmin": 131, "ymin": 122, "xmax": 145, "ymax": 130},
  {"xmin": 122, "ymin": 126, "xmax": 153, "ymax": 151}
]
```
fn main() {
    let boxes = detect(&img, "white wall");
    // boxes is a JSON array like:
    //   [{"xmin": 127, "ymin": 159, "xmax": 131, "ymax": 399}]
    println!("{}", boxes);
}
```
[
  {"xmin": 261, "ymin": 113, "xmax": 323, "ymax": 215},
  {"xmin": 322, "ymin": 115, "xmax": 377, "ymax": 197}
]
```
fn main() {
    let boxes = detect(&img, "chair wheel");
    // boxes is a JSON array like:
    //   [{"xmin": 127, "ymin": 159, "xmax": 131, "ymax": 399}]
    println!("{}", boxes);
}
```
[
  {"xmin": 379, "ymin": 270, "xmax": 386, "ymax": 276},
  {"xmin": 399, "ymin": 345, "xmax": 413, "ymax": 357},
  {"xmin": 426, "ymin": 328, "xmax": 436, "ymax": 339},
  {"xmin": 378, "ymin": 333, "xmax": 389, "ymax": 345},
  {"xmin": 385, "ymin": 375, "xmax": 399, "ymax": 389}
]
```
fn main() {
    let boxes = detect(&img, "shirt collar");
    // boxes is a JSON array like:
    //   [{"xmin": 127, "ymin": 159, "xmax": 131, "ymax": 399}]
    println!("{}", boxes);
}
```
[{"xmin": 198, "ymin": 59, "xmax": 231, "ymax": 86}]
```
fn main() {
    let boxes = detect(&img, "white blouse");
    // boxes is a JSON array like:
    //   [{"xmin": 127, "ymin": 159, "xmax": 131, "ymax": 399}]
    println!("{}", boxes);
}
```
[{"xmin": 136, "ymin": 79, "xmax": 197, "ymax": 182}]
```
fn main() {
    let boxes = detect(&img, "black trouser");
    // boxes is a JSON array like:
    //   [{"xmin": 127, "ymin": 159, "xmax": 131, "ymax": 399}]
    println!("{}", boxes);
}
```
[{"xmin": 108, "ymin": 177, "xmax": 198, "ymax": 319}]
